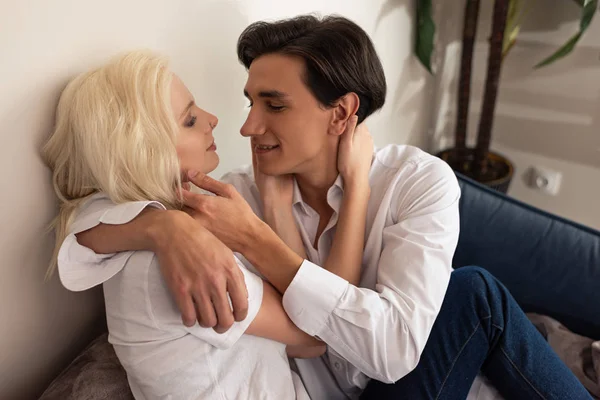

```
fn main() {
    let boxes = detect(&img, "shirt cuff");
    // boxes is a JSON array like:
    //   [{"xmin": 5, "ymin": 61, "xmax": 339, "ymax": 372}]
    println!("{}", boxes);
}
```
[
  {"xmin": 58, "ymin": 200, "xmax": 165, "ymax": 292},
  {"xmin": 282, "ymin": 260, "xmax": 349, "ymax": 336}
]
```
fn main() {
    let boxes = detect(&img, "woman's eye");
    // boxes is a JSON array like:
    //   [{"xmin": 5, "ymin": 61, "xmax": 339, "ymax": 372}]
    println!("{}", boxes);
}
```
[{"xmin": 185, "ymin": 116, "xmax": 197, "ymax": 127}]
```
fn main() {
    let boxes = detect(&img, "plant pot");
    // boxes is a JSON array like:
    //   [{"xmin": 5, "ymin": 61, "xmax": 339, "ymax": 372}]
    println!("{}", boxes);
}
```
[{"xmin": 436, "ymin": 147, "xmax": 514, "ymax": 194}]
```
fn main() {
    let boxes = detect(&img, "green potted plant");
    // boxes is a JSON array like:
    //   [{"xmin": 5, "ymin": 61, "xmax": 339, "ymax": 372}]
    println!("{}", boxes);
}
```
[{"xmin": 416, "ymin": 0, "xmax": 597, "ymax": 192}]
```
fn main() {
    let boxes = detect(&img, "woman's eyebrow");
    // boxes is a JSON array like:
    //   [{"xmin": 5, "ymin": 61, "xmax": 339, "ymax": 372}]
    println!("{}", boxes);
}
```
[{"xmin": 179, "ymin": 100, "xmax": 194, "ymax": 120}]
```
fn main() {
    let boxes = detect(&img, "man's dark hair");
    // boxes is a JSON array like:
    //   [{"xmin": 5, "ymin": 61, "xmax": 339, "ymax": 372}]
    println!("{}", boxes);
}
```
[{"xmin": 237, "ymin": 15, "xmax": 387, "ymax": 123}]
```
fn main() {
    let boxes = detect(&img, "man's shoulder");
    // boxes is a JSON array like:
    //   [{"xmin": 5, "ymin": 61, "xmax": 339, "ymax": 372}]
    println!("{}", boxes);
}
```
[
  {"xmin": 372, "ymin": 144, "xmax": 457, "ymax": 188},
  {"xmin": 371, "ymin": 144, "xmax": 460, "ymax": 215},
  {"xmin": 220, "ymin": 165, "xmax": 254, "ymax": 188},
  {"xmin": 373, "ymin": 144, "xmax": 443, "ymax": 172},
  {"xmin": 219, "ymin": 166, "xmax": 262, "ymax": 213}
]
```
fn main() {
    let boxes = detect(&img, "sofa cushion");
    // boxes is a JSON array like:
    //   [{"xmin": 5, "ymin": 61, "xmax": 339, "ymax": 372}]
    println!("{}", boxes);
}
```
[
  {"xmin": 39, "ymin": 333, "xmax": 133, "ymax": 400},
  {"xmin": 453, "ymin": 173, "xmax": 600, "ymax": 339}
]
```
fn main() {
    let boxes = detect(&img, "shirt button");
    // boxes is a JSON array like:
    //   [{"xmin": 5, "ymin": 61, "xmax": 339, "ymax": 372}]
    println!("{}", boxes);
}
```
[{"xmin": 334, "ymin": 361, "xmax": 342, "ymax": 370}]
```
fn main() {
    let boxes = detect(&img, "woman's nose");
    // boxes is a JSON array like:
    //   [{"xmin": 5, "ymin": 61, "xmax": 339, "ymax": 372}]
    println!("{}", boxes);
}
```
[{"xmin": 208, "ymin": 113, "xmax": 218, "ymax": 130}]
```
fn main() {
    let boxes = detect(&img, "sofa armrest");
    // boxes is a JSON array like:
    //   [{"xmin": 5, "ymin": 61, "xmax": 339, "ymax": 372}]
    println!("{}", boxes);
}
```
[{"xmin": 453, "ymin": 173, "xmax": 600, "ymax": 339}]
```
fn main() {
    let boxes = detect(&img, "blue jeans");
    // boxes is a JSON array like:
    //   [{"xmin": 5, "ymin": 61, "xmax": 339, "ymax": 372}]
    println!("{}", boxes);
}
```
[{"xmin": 360, "ymin": 266, "xmax": 592, "ymax": 400}]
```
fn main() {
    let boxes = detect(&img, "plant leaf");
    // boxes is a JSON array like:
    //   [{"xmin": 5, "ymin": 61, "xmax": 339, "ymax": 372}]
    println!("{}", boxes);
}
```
[
  {"xmin": 535, "ymin": 0, "xmax": 598, "ymax": 68},
  {"xmin": 415, "ymin": 0, "xmax": 435, "ymax": 73},
  {"xmin": 503, "ymin": 0, "xmax": 523, "ymax": 58}
]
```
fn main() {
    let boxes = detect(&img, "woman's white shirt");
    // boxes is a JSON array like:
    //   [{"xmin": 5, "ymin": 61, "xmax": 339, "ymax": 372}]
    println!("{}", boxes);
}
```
[{"xmin": 57, "ymin": 193, "xmax": 310, "ymax": 400}]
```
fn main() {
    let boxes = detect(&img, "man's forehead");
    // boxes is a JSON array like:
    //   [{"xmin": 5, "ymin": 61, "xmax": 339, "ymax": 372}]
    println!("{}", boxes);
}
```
[{"xmin": 244, "ymin": 54, "xmax": 305, "ymax": 95}]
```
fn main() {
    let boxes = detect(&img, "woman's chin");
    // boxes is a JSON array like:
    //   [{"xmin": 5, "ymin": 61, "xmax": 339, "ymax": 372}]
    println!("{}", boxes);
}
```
[{"xmin": 204, "ymin": 152, "xmax": 220, "ymax": 174}]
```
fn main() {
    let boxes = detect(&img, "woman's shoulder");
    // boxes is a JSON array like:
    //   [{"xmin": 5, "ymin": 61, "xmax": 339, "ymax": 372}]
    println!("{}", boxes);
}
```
[
  {"xmin": 58, "ymin": 193, "xmax": 166, "ymax": 292},
  {"xmin": 70, "ymin": 192, "xmax": 166, "ymax": 235}
]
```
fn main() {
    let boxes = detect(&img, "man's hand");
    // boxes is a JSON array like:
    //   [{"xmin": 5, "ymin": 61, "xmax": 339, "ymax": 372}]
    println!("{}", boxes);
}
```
[
  {"xmin": 181, "ymin": 171, "xmax": 264, "ymax": 254},
  {"xmin": 150, "ymin": 211, "xmax": 249, "ymax": 332},
  {"xmin": 182, "ymin": 171, "xmax": 305, "ymax": 294}
]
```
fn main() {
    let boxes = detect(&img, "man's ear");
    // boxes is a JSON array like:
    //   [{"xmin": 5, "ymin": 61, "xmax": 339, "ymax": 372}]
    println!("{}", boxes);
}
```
[{"xmin": 328, "ymin": 92, "xmax": 360, "ymax": 136}]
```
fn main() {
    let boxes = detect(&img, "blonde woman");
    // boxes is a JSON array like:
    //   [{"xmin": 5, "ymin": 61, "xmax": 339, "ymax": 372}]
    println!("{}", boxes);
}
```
[{"xmin": 42, "ymin": 50, "xmax": 373, "ymax": 399}]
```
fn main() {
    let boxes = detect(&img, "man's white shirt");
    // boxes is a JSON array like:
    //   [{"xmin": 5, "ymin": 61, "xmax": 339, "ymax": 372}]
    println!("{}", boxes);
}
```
[
  {"xmin": 58, "ymin": 144, "xmax": 501, "ymax": 400},
  {"xmin": 223, "ymin": 144, "xmax": 500, "ymax": 400}
]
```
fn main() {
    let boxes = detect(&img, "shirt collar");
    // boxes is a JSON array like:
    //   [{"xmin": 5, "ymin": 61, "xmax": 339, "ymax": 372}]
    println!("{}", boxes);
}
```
[
  {"xmin": 292, "ymin": 178, "xmax": 308, "ymax": 214},
  {"xmin": 292, "ymin": 174, "xmax": 345, "ymax": 215}
]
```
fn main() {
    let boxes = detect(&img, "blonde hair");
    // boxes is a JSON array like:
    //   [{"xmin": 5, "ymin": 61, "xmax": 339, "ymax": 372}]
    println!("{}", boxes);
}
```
[{"xmin": 42, "ymin": 50, "xmax": 183, "ymax": 278}]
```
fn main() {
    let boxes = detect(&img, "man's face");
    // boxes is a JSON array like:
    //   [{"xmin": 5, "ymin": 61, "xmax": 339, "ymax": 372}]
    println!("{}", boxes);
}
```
[{"xmin": 241, "ymin": 53, "xmax": 335, "ymax": 176}]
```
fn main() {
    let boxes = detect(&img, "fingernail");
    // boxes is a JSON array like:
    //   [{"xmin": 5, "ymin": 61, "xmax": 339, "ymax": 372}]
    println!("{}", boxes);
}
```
[{"xmin": 188, "ymin": 170, "xmax": 199, "ymax": 179}]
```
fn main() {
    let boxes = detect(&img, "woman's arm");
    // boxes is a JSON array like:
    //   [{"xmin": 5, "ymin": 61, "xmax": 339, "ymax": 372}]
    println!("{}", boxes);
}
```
[
  {"xmin": 321, "ymin": 182, "xmax": 370, "ymax": 285},
  {"xmin": 246, "ymin": 281, "xmax": 320, "ymax": 347},
  {"xmin": 325, "ymin": 117, "xmax": 373, "ymax": 285},
  {"xmin": 74, "ymin": 209, "xmax": 249, "ymax": 331},
  {"xmin": 254, "ymin": 118, "xmax": 371, "ymax": 358},
  {"xmin": 251, "ymin": 154, "xmax": 325, "ymax": 358},
  {"xmin": 262, "ymin": 200, "xmax": 307, "ymax": 259},
  {"xmin": 259, "ymin": 200, "xmax": 331, "ymax": 358},
  {"xmin": 260, "ymin": 204, "xmax": 329, "ymax": 358},
  {"xmin": 265, "ymin": 117, "xmax": 372, "ymax": 286},
  {"xmin": 76, "ymin": 198, "xmax": 318, "ymax": 352}
]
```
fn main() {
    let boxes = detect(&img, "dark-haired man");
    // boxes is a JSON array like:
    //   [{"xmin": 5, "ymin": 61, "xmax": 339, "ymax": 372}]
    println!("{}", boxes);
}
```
[{"xmin": 65, "ymin": 15, "xmax": 589, "ymax": 400}]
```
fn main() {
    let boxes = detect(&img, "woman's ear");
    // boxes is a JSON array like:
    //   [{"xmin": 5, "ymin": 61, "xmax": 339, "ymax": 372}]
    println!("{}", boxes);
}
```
[{"xmin": 328, "ymin": 92, "xmax": 360, "ymax": 136}]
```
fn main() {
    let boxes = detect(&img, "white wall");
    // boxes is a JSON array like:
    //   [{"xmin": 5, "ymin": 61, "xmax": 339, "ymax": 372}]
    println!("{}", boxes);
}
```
[
  {"xmin": 0, "ymin": 0, "xmax": 432, "ymax": 398},
  {"xmin": 495, "ymin": 144, "xmax": 600, "ymax": 229},
  {"xmin": 432, "ymin": 0, "xmax": 600, "ymax": 230}
]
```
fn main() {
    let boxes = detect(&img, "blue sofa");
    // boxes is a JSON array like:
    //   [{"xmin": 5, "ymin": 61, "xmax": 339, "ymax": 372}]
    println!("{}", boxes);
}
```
[
  {"xmin": 453, "ymin": 173, "xmax": 600, "ymax": 340},
  {"xmin": 40, "ymin": 172, "xmax": 600, "ymax": 399}
]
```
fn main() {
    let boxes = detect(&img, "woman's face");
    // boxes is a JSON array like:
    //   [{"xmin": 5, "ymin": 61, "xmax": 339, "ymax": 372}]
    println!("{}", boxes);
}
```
[{"xmin": 171, "ymin": 74, "xmax": 219, "ymax": 178}]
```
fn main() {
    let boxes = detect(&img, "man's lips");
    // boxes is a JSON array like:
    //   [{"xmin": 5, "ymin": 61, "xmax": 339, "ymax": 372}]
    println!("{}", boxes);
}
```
[{"xmin": 254, "ymin": 144, "xmax": 279, "ymax": 150}]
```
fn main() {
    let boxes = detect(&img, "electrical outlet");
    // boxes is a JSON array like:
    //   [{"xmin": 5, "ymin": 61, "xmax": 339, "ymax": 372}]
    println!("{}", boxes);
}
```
[{"xmin": 526, "ymin": 166, "xmax": 562, "ymax": 196}]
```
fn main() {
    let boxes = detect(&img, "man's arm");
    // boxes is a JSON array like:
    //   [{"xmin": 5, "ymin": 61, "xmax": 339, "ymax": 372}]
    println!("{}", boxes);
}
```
[
  {"xmin": 76, "ymin": 207, "xmax": 162, "ymax": 253},
  {"xmin": 239, "ymin": 221, "xmax": 305, "ymax": 293},
  {"xmin": 257, "ymin": 190, "xmax": 367, "ymax": 359},
  {"xmin": 246, "ymin": 281, "xmax": 322, "ymax": 347},
  {"xmin": 185, "ymin": 160, "xmax": 458, "ymax": 382},
  {"xmin": 180, "ymin": 173, "xmax": 305, "ymax": 294},
  {"xmin": 74, "ymin": 208, "xmax": 249, "ymax": 331},
  {"xmin": 198, "ymin": 160, "xmax": 459, "ymax": 383},
  {"xmin": 141, "ymin": 247, "xmax": 321, "ymax": 352},
  {"xmin": 279, "ymin": 160, "xmax": 460, "ymax": 383}
]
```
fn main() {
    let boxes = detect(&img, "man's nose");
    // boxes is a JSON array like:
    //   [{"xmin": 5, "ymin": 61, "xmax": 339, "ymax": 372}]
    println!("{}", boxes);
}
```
[{"xmin": 240, "ymin": 108, "xmax": 265, "ymax": 137}]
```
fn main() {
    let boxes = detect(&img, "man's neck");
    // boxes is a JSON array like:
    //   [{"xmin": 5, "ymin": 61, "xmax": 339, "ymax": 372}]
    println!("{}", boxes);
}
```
[
  {"xmin": 295, "ymin": 164, "xmax": 337, "ymax": 249},
  {"xmin": 294, "ymin": 153, "xmax": 338, "ymax": 215}
]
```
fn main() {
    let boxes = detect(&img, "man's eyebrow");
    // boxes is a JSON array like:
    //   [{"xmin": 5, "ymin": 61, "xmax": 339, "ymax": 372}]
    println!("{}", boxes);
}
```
[
  {"xmin": 243, "ymin": 89, "xmax": 289, "ymax": 99},
  {"xmin": 179, "ymin": 100, "xmax": 194, "ymax": 120}
]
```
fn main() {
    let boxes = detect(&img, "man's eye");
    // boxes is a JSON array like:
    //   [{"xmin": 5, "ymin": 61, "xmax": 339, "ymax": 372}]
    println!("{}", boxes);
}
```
[
  {"xmin": 246, "ymin": 102, "xmax": 253, "ymax": 108},
  {"xmin": 268, "ymin": 104, "xmax": 285, "ymax": 111},
  {"xmin": 185, "ymin": 116, "xmax": 197, "ymax": 127}
]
